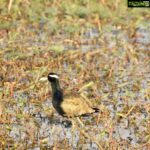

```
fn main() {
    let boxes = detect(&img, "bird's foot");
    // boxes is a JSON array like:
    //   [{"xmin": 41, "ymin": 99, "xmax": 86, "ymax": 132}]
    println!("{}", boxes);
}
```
[{"xmin": 62, "ymin": 120, "xmax": 72, "ymax": 128}]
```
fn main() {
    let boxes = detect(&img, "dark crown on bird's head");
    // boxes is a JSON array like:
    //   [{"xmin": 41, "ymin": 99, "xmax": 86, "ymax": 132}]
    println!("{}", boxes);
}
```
[{"xmin": 48, "ymin": 72, "xmax": 59, "ymax": 82}]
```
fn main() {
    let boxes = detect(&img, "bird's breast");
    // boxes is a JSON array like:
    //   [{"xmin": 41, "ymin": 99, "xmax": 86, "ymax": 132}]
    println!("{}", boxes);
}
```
[{"xmin": 52, "ymin": 100, "xmax": 64, "ymax": 116}]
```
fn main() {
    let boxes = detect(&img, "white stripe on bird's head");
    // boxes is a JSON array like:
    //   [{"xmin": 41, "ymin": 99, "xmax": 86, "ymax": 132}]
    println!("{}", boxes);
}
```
[{"xmin": 49, "ymin": 74, "xmax": 59, "ymax": 79}]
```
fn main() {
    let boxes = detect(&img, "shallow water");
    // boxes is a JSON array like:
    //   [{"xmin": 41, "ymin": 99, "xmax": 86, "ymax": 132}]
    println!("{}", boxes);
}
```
[{"xmin": 0, "ymin": 21, "xmax": 150, "ymax": 149}]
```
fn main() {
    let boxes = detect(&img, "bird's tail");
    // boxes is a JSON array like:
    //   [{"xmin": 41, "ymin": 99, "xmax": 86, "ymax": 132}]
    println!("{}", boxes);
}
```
[
  {"xmin": 81, "ymin": 107, "xmax": 100, "ymax": 117},
  {"xmin": 93, "ymin": 107, "xmax": 99, "ymax": 113}
]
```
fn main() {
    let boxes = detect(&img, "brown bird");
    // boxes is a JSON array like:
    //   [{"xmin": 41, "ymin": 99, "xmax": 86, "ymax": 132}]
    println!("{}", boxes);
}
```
[{"xmin": 47, "ymin": 73, "xmax": 99, "ymax": 118}]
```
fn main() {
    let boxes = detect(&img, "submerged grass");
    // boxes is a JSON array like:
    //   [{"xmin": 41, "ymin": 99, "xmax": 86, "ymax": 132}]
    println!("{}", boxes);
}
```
[{"xmin": 0, "ymin": 0, "xmax": 150, "ymax": 149}]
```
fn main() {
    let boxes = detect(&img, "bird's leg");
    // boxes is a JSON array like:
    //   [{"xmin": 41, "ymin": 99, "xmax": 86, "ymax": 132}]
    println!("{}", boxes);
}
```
[
  {"xmin": 70, "ymin": 118, "xmax": 77, "ymax": 147},
  {"xmin": 76, "ymin": 117, "xmax": 84, "ymax": 127}
]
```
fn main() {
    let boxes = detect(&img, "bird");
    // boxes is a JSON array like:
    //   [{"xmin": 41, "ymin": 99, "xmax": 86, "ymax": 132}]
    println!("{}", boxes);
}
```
[{"xmin": 47, "ymin": 72, "xmax": 99, "ymax": 118}]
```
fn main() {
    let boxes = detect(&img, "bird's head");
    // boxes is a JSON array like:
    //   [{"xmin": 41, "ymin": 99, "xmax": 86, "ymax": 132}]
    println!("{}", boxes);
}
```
[{"xmin": 48, "ymin": 72, "xmax": 59, "ymax": 82}]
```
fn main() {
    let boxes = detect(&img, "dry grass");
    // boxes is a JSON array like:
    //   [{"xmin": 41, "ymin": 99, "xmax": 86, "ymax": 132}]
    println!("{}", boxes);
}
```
[{"xmin": 0, "ymin": 0, "xmax": 150, "ymax": 149}]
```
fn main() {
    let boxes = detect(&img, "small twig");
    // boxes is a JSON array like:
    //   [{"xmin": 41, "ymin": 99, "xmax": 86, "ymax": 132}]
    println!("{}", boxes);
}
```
[{"xmin": 124, "ymin": 104, "xmax": 137, "ymax": 118}]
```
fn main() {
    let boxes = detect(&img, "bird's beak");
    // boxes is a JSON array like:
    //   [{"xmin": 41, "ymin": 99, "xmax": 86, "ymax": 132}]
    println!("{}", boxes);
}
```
[{"xmin": 39, "ymin": 77, "xmax": 47, "ymax": 82}]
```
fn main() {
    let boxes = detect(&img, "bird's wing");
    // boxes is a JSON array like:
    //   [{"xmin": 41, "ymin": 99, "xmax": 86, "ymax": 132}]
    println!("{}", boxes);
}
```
[{"xmin": 60, "ymin": 97, "xmax": 95, "ymax": 117}]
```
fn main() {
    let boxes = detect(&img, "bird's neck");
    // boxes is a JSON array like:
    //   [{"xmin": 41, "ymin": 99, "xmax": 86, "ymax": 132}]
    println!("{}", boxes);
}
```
[{"xmin": 51, "ymin": 81, "xmax": 63, "ymax": 101}]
